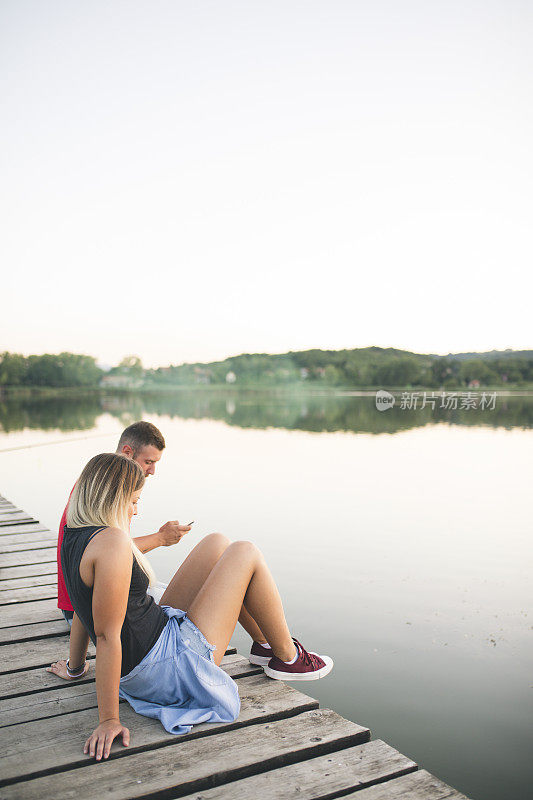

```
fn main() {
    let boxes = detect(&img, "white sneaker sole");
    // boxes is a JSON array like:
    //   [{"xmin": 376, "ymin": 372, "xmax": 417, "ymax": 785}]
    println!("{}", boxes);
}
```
[{"xmin": 264, "ymin": 655, "xmax": 334, "ymax": 681}]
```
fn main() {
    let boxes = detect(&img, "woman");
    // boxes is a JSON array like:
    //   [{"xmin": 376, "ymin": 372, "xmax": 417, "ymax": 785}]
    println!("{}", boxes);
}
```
[{"xmin": 51, "ymin": 452, "xmax": 333, "ymax": 761}]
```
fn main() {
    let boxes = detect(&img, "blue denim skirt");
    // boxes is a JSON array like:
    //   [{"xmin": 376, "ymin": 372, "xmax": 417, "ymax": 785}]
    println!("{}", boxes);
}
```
[{"xmin": 118, "ymin": 605, "xmax": 241, "ymax": 735}]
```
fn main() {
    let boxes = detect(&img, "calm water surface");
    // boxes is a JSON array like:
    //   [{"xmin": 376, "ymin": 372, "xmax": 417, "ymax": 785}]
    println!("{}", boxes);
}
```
[{"xmin": 0, "ymin": 390, "xmax": 531, "ymax": 800}]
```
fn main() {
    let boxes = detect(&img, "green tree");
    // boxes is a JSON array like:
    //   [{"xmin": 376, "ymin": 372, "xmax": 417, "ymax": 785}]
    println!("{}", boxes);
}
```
[
  {"xmin": 458, "ymin": 359, "xmax": 498, "ymax": 386},
  {"xmin": 0, "ymin": 352, "xmax": 28, "ymax": 385}
]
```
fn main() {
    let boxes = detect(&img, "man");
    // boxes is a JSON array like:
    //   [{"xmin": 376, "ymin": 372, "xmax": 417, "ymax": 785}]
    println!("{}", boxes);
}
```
[{"xmin": 57, "ymin": 420, "xmax": 188, "ymax": 625}]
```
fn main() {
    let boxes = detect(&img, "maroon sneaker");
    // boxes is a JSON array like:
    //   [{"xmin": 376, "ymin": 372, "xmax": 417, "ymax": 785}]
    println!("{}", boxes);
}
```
[
  {"xmin": 249, "ymin": 637, "xmax": 319, "ymax": 667},
  {"xmin": 263, "ymin": 638, "xmax": 333, "ymax": 681},
  {"xmin": 249, "ymin": 641, "xmax": 274, "ymax": 666}
]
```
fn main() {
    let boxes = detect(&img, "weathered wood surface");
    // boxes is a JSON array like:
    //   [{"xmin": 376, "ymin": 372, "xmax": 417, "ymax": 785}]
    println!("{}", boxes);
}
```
[
  {"xmin": 0, "ymin": 574, "xmax": 57, "ymax": 591},
  {"xmin": 0, "ymin": 531, "xmax": 57, "ymax": 549},
  {"xmin": 178, "ymin": 740, "xmax": 418, "ymax": 800},
  {"xmin": 0, "ymin": 709, "xmax": 371, "ymax": 797},
  {"xmin": 0, "ymin": 512, "xmax": 36, "ymax": 526},
  {"xmin": 0, "ymin": 677, "xmax": 330, "ymax": 785},
  {"xmin": 0, "ymin": 584, "xmax": 57, "ymax": 603},
  {"xmin": 0, "ymin": 597, "xmax": 61, "ymax": 626},
  {"xmin": 0, "ymin": 523, "xmax": 50, "ymax": 536},
  {"xmin": 180, "ymin": 762, "xmax": 470, "ymax": 800},
  {"xmin": 0, "ymin": 662, "xmax": 96, "ymax": 699},
  {"xmin": 0, "ymin": 493, "xmax": 472, "ymax": 800},
  {"xmin": 0, "ymin": 654, "xmax": 262, "ymax": 727},
  {"xmin": 0, "ymin": 561, "xmax": 57, "ymax": 580},
  {"xmin": 0, "ymin": 633, "xmax": 96, "ymax": 673},
  {"xmin": 344, "ymin": 769, "xmax": 472, "ymax": 799},
  {"xmin": 0, "ymin": 618, "xmax": 68, "ymax": 645},
  {"xmin": 0, "ymin": 547, "xmax": 56, "ymax": 567}
]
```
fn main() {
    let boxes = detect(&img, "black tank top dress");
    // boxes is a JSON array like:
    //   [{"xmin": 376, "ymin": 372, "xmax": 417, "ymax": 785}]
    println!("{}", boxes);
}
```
[{"xmin": 60, "ymin": 525, "xmax": 169, "ymax": 677}]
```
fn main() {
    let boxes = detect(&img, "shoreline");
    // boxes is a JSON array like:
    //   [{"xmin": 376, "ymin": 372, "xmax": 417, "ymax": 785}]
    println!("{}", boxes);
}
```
[{"xmin": 1, "ymin": 384, "xmax": 533, "ymax": 399}]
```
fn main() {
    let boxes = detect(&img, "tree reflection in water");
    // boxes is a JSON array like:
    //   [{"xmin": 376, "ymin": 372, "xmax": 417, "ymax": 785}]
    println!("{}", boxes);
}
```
[{"xmin": 0, "ymin": 389, "xmax": 532, "ymax": 436}]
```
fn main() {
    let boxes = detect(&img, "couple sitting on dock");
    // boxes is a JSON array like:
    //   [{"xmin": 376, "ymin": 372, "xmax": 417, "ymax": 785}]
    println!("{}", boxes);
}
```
[{"xmin": 47, "ymin": 421, "xmax": 333, "ymax": 761}]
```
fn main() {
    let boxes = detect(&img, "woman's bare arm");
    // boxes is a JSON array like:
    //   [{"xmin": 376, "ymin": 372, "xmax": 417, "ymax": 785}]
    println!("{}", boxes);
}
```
[
  {"xmin": 84, "ymin": 528, "xmax": 133, "ymax": 761},
  {"xmin": 47, "ymin": 613, "xmax": 91, "ymax": 680},
  {"xmin": 70, "ymin": 613, "xmax": 90, "ymax": 667}
]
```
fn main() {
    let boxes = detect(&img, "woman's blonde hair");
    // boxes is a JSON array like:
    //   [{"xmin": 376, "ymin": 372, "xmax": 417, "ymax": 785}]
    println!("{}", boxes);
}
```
[{"xmin": 66, "ymin": 452, "xmax": 156, "ymax": 585}]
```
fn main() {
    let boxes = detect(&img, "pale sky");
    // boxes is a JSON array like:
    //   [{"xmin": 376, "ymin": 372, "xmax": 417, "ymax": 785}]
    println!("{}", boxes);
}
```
[{"xmin": 1, "ymin": 1, "xmax": 531, "ymax": 368}]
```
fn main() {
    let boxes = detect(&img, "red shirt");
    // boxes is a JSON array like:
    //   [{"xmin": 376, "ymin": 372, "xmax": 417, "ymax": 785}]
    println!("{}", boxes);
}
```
[{"xmin": 57, "ymin": 485, "xmax": 75, "ymax": 611}]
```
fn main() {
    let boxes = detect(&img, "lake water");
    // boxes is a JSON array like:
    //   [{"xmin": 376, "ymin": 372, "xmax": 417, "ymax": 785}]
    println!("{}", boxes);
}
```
[{"xmin": 0, "ymin": 389, "xmax": 531, "ymax": 800}]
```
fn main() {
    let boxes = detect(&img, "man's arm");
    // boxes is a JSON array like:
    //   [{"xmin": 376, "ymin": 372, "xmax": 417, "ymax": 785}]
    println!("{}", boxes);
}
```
[
  {"xmin": 133, "ymin": 521, "xmax": 191, "ymax": 553},
  {"xmin": 133, "ymin": 532, "xmax": 161, "ymax": 553}
]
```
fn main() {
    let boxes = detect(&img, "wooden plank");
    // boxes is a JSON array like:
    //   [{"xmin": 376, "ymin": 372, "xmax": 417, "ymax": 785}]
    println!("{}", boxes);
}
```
[
  {"xmin": 0, "ymin": 617, "xmax": 68, "ymax": 644},
  {"xmin": 0, "ymin": 678, "xmax": 98, "ymax": 724},
  {"xmin": 0, "ymin": 598, "xmax": 62, "ymax": 627},
  {"xmin": 0, "ymin": 548, "xmax": 56, "ymax": 567},
  {"xmin": 0, "ymin": 530, "xmax": 57, "ymax": 546},
  {"xmin": 0, "ymin": 540, "xmax": 57, "ymax": 554},
  {"xmin": 0, "ymin": 646, "xmax": 237, "ymax": 697},
  {"xmin": 0, "ymin": 663, "xmax": 93, "ymax": 699},
  {"xmin": 0, "ymin": 633, "xmax": 95, "ymax": 673},
  {"xmin": 0, "ymin": 676, "xmax": 328, "ymax": 786},
  {"xmin": 345, "ymin": 768, "xmax": 471, "ymax": 799},
  {"xmin": 0, "ymin": 523, "xmax": 50, "ymax": 536},
  {"xmin": 0, "ymin": 513, "xmax": 35, "ymax": 526},
  {"xmin": 0, "ymin": 574, "xmax": 57, "ymax": 591},
  {"xmin": 178, "ymin": 741, "xmax": 418, "ymax": 800},
  {"xmin": 0, "ymin": 706, "xmax": 368, "ymax": 793},
  {"xmin": 0, "ymin": 562, "xmax": 57, "ymax": 580},
  {"xmin": 0, "ymin": 584, "xmax": 57, "ymax": 604},
  {"xmin": 0, "ymin": 655, "xmax": 262, "ymax": 726}
]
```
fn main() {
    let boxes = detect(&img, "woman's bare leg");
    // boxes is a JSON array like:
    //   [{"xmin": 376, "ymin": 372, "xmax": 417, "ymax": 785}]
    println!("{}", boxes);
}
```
[
  {"xmin": 187, "ymin": 541, "xmax": 297, "ymax": 667},
  {"xmin": 238, "ymin": 605, "xmax": 267, "ymax": 644},
  {"xmin": 159, "ymin": 533, "xmax": 267, "ymax": 644}
]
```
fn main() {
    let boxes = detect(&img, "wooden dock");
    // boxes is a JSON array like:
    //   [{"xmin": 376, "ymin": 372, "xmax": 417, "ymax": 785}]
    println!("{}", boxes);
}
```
[{"xmin": 0, "ymin": 493, "xmax": 471, "ymax": 799}]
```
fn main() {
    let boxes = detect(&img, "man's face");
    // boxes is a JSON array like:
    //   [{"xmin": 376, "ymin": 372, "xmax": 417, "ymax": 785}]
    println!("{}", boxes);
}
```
[
  {"xmin": 134, "ymin": 444, "xmax": 163, "ymax": 477},
  {"xmin": 120, "ymin": 443, "xmax": 163, "ymax": 477}
]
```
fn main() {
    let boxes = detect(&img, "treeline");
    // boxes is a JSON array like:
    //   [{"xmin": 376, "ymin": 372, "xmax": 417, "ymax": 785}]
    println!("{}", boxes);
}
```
[
  {"xmin": 146, "ymin": 347, "xmax": 533, "ymax": 389},
  {"xmin": 0, "ymin": 352, "xmax": 102, "ymax": 387},
  {"xmin": 1, "ymin": 347, "xmax": 532, "ymax": 390}
]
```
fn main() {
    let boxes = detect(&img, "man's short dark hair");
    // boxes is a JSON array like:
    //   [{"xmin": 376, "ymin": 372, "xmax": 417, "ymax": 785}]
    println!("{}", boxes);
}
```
[{"xmin": 117, "ymin": 421, "xmax": 166, "ymax": 456}]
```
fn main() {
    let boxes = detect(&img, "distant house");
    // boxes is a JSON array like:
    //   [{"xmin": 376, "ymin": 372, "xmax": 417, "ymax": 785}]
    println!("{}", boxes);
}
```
[
  {"xmin": 300, "ymin": 368, "xmax": 309, "ymax": 379},
  {"xmin": 468, "ymin": 379, "xmax": 480, "ymax": 388},
  {"xmin": 225, "ymin": 371, "xmax": 237, "ymax": 384},
  {"xmin": 100, "ymin": 374, "xmax": 143, "ymax": 389},
  {"xmin": 194, "ymin": 366, "xmax": 211, "ymax": 384}
]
